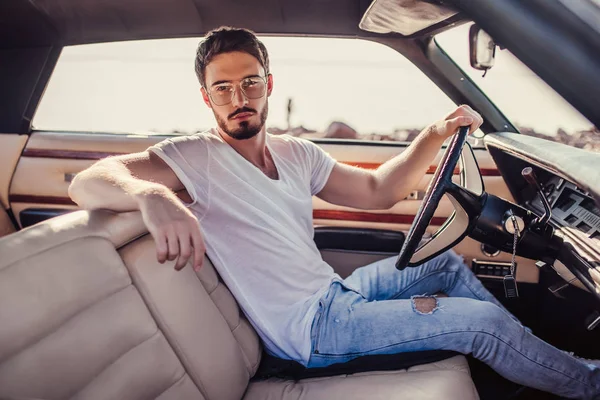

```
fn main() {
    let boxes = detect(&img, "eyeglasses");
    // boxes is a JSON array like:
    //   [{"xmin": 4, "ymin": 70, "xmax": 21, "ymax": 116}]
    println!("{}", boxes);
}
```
[{"xmin": 206, "ymin": 75, "xmax": 268, "ymax": 106}]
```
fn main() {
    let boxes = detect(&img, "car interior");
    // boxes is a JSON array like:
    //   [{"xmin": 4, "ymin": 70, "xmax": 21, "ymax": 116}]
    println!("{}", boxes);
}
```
[{"xmin": 1, "ymin": 0, "xmax": 599, "ymax": 399}]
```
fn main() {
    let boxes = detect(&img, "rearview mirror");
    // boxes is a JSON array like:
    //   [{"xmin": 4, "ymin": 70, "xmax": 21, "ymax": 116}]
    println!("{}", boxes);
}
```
[{"xmin": 469, "ymin": 24, "xmax": 496, "ymax": 73}]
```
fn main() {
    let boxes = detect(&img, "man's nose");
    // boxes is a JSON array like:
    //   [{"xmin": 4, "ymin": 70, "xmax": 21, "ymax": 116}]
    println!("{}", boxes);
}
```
[{"xmin": 231, "ymin": 86, "xmax": 248, "ymax": 108}]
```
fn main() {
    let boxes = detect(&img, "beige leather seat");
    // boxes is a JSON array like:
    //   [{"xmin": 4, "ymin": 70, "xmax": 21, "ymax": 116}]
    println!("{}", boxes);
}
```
[{"xmin": 0, "ymin": 211, "xmax": 479, "ymax": 400}]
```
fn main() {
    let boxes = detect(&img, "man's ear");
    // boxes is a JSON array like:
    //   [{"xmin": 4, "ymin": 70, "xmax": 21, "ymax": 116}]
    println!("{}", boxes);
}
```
[
  {"xmin": 266, "ymin": 74, "xmax": 274, "ymax": 97},
  {"xmin": 201, "ymin": 87, "xmax": 212, "ymax": 108}
]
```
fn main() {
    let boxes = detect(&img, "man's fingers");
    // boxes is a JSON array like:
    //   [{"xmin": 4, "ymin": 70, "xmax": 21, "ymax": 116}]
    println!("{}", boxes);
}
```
[
  {"xmin": 166, "ymin": 231, "xmax": 180, "ymax": 262},
  {"xmin": 460, "ymin": 116, "xmax": 474, "ymax": 127},
  {"xmin": 154, "ymin": 232, "xmax": 168, "ymax": 264},
  {"xmin": 447, "ymin": 116, "xmax": 473, "ymax": 133},
  {"xmin": 463, "ymin": 116, "xmax": 478, "ymax": 135},
  {"xmin": 175, "ymin": 233, "xmax": 192, "ymax": 271},
  {"xmin": 191, "ymin": 230, "xmax": 206, "ymax": 272},
  {"xmin": 446, "ymin": 105, "xmax": 484, "ymax": 135}
]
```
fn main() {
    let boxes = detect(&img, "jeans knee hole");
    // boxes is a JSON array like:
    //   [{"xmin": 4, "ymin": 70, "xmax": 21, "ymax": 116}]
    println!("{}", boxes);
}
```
[{"xmin": 411, "ymin": 295, "xmax": 439, "ymax": 315}]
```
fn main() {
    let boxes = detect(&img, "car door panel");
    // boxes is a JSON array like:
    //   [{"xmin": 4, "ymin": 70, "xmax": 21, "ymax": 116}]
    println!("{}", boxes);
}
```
[
  {"xmin": 314, "ymin": 227, "xmax": 404, "ymax": 279},
  {"xmin": 0, "ymin": 134, "xmax": 28, "ymax": 237},
  {"xmin": 314, "ymin": 221, "xmax": 538, "ymax": 283}
]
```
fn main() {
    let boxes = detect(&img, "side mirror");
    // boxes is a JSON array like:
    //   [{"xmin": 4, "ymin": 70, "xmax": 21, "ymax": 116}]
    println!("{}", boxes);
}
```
[{"xmin": 469, "ymin": 24, "xmax": 496, "ymax": 72}]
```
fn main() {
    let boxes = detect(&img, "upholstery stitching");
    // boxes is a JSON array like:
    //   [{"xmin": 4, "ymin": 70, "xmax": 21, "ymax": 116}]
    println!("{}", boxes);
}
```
[
  {"xmin": 0, "ymin": 232, "xmax": 136, "ymax": 272},
  {"xmin": 230, "ymin": 312, "xmax": 242, "ymax": 331},
  {"xmin": 1, "ymin": 283, "xmax": 133, "ymax": 365},
  {"xmin": 206, "ymin": 280, "xmax": 218, "ymax": 294},
  {"xmin": 153, "ymin": 372, "xmax": 188, "ymax": 399},
  {"xmin": 125, "ymin": 264, "xmax": 214, "ymax": 400},
  {"xmin": 249, "ymin": 345, "xmax": 262, "ymax": 371},
  {"xmin": 231, "ymin": 327, "xmax": 253, "ymax": 378},
  {"xmin": 209, "ymin": 291, "xmax": 238, "ymax": 330},
  {"xmin": 126, "ymin": 247, "xmax": 258, "ymax": 390},
  {"xmin": 232, "ymin": 323, "xmax": 262, "ymax": 374},
  {"xmin": 214, "ymin": 283, "xmax": 261, "ymax": 373},
  {"xmin": 231, "ymin": 310, "xmax": 261, "ymax": 373},
  {"xmin": 210, "ymin": 285, "xmax": 243, "ymax": 331},
  {"xmin": 70, "ymin": 329, "xmax": 161, "ymax": 398},
  {"xmin": 207, "ymin": 282, "xmax": 224, "ymax": 299},
  {"xmin": 115, "ymin": 231, "xmax": 150, "ymax": 251},
  {"xmin": 209, "ymin": 281, "xmax": 260, "ymax": 375}
]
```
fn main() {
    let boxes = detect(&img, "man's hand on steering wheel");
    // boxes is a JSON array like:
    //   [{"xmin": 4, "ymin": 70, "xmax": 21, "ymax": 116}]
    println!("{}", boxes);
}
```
[{"xmin": 430, "ymin": 105, "xmax": 484, "ymax": 139}]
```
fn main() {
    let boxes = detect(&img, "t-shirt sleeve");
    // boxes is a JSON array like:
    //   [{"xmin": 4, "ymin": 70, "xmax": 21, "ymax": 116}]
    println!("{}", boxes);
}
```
[
  {"xmin": 297, "ymin": 138, "xmax": 337, "ymax": 196},
  {"xmin": 146, "ymin": 134, "xmax": 210, "ymax": 212}
]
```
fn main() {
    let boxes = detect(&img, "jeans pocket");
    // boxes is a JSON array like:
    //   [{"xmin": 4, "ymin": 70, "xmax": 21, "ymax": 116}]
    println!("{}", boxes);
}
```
[{"xmin": 311, "ymin": 300, "xmax": 325, "ymax": 354}]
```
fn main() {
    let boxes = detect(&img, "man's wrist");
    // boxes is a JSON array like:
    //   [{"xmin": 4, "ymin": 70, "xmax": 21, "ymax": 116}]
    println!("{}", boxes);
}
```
[{"xmin": 422, "ymin": 123, "xmax": 447, "ymax": 145}]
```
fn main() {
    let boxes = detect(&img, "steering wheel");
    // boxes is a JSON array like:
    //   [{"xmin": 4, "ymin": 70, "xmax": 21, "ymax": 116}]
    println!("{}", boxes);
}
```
[{"xmin": 396, "ymin": 126, "xmax": 485, "ymax": 270}]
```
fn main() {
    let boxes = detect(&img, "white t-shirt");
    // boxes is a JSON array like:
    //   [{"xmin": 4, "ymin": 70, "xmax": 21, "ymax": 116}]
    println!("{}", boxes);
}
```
[{"xmin": 148, "ymin": 129, "xmax": 342, "ymax": 365}]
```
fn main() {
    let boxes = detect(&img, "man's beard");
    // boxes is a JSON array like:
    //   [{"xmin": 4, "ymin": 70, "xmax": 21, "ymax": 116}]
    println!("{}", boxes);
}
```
[{"xmin": 216, "ymin": 103, "xmax": 268, "ymax": 140}]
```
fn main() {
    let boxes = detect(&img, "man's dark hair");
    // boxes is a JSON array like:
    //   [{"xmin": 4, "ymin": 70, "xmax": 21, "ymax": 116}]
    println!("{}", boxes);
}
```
[{"xmin": 195, "ymin": 27, "xmax": 270, "ymax": 88}]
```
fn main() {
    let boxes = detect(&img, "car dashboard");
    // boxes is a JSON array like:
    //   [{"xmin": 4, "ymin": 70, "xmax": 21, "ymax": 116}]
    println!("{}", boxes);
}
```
[
  {"xmin": 483, "ymin": 132, "xmax": 600, "ymax": 306},
  {"xmin": 531, "ymin": 176, "xmax": 600, "ymax": 245}
]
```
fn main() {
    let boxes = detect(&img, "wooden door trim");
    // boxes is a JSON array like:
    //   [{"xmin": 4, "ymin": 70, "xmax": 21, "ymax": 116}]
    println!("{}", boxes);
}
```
[{"xmin": 20, "ymin": 149, "xmax": 500, "ymax": 176}]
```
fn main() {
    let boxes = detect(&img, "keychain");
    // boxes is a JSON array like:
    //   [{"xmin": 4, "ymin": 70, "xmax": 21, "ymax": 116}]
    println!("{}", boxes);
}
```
[{"xmin": 504, "ymin": 214, "xmax": 520, "ymax": 298}]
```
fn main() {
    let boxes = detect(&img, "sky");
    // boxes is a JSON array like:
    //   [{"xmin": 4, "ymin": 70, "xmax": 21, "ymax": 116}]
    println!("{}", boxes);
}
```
[{"xmin": 34, "ymin": 24, "xmax": 594, "ymax": 137}]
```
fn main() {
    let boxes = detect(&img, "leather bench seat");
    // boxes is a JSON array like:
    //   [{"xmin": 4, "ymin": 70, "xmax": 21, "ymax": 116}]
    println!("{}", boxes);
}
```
[
  {"xmin": 246, "ymin": 356, "xmax": 478, "ymax": 399},
  {"xmin": 0, "ymin": 210, "xmax": 479, "ymax": 400}
]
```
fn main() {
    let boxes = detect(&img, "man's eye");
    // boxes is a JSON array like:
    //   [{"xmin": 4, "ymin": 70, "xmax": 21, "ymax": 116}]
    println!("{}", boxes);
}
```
[
  {"xmin": 214, "ymin": 85, "xmax": 231, "ymax": 93},
  {"xmin": 243, "ymin": 80, "xmax": 259, "ymax": 88}
]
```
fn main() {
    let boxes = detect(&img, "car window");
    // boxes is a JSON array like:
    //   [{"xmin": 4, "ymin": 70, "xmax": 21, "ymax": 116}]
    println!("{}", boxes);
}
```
[
  {"xmin": 34, "ymin": 37, "xmax": 459, "ymax": 143},
  {"xmin": 436, "ymin": 24, "xmax": 599, "ymax": 153}
]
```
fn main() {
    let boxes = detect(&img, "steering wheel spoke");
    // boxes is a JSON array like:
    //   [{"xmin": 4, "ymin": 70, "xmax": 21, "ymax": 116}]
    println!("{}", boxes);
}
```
[
  {"xmin": 409, "ymin": 193, "xmax": 471, "ymax": 265},
  {"xmin": 396, "ymin": 127, "xmax": 485, "ymax": 270}
]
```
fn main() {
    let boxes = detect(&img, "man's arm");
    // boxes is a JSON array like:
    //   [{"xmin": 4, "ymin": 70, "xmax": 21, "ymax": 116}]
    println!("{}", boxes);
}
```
[
  {"xmin": 69, "ymin": 151, "xmax": 185, "ymax": 211},
  {"xmin": 68, "ymin": 151, "xmax": 205, "ymax": 271},
  {"xmin": 317, "ymin": 105, "xmax": 483, "ymax": 210}
]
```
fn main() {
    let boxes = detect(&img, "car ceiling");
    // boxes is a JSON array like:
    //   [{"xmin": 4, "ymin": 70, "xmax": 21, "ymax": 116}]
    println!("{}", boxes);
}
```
[{"xmin": 1, "ymin": 0, "xmax": 379, "ymax": 47}]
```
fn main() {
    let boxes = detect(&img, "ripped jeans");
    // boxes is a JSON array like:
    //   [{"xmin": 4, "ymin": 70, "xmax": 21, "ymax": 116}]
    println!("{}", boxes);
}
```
[{"xmin": 307, "ymin": 251, "xmax": 600, "ymax": 399}]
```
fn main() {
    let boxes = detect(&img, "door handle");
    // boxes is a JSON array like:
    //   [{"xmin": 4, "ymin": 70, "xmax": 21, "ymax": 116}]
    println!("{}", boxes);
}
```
[{"xmin": 64, "ymin": 173, "xmax": 77, "ymax": 183}]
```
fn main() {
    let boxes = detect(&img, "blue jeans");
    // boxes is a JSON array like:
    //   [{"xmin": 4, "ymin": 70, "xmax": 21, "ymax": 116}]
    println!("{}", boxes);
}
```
[{"xmin": 307, "ymin": 251, "xmax": 600, "ymax": 399}]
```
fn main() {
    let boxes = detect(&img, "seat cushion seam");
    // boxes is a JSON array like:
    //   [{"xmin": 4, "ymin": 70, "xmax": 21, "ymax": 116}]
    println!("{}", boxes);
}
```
[
  {"xmin": 70, "ymin": 329, "xmax": 161, "ymax": 398},
  {"xmin": 232, "ymin": 322, "xmax": 260, "ymax": 373},
  {"xmin": 1, "ymin": 283, "xmax": 133, "ymax": 364},
  {"xmin": 249, "ymin": 351, "xmax": 261, "ymax": 372},
  {"xmin": 127, "ymin": 269, "xmax": 213, "ymax": 399},
  {"xmin": 231, "ymin": 324, "xmax": 253, "ymax": 376},
  {"xmin": 231, "ymin": 318, "xmax": 242, "ymax": 332},
  {"xmin": 0, "ymin": 236, "xmax": 128, "ymax": 273},
  {"xmin": 206, "ymin": 281, "xmax": 219, "ymax": 295},
  {"xmin": 153, "ymin": 371, "xmax": 188, "ymax": 399},
  {"xmin": 114, "ymin": 231, "xmax": 150, "ymax": 251}
]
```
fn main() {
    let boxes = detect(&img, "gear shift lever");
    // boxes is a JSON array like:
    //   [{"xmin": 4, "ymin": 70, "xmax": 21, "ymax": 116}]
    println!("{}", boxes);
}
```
[{"xmin": 522, "ymin": 167, "xmax": 552, "ymax": 227}]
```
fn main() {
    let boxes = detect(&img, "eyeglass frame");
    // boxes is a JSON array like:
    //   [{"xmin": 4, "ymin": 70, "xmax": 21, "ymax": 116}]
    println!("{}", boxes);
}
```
[{"xmin": 204, "ymin": 74, "xmax": 270, "ymax": 106}]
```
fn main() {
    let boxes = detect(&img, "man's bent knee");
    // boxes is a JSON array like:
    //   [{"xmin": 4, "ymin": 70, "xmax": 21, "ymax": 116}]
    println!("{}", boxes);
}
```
[{"xmin": 435, "ymin": 250, "xmax": 469, "ymax": 273}]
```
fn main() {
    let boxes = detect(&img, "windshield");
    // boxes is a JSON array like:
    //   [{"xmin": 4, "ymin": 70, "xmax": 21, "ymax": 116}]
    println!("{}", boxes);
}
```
[{"xmin": 436, "ymin": 24, "xmax": 599, "ymax": 153}]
